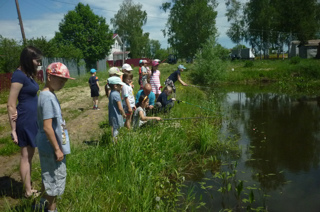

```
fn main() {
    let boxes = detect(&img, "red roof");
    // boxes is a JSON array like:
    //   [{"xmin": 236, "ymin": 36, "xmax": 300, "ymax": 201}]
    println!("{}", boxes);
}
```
[{"xmin": 113, "ymin": 34, "xmax": 118, "ymax": 39}]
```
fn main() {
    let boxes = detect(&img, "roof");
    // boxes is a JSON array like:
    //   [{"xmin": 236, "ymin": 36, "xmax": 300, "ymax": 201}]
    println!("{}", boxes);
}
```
[
  {"xmin": 292, "ymin": 39, "xmax": 320, "ymax": 47},
  {"xmin": 113, "ymin": 51, "xmax": 130, "ymax": 55}
]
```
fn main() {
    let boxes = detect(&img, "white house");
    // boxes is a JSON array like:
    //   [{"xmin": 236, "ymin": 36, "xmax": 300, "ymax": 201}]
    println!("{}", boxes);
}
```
[{"xmin": 106, "ymin": 34, "xmax": 130, "ymax": 65}]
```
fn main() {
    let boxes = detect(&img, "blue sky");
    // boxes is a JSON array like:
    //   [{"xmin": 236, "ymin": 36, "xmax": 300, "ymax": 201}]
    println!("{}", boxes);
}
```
[{"xmin": 0, "ymin": 0, "xmax": 245, "ymax": 49}]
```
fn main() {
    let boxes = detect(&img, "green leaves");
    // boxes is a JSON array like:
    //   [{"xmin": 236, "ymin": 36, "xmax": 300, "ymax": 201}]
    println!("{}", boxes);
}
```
[
  {"xmin": 162, "ymin": 0, "xmax": 218, "ymax": 59},
  {"xmin": 55, "ymin": 3, "xmax": 113, "ymax": 67},
  {"xmin": 111, "ymin": 0, "xmax": 148, "ymax": 58}
]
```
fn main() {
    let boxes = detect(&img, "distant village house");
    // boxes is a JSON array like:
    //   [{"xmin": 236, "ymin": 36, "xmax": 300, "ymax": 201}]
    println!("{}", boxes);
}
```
[
  {"xmin": 106, "ymin": 34, "xmax": 130, "ymax": 67},
  {"xmin": 289, "ymin": 40, "xmax": 320, "ymax": 59}
]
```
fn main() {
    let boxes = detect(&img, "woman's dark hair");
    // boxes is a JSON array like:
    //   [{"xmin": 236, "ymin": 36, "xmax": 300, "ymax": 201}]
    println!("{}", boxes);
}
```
[
  {"xmin": 122, "ymin": 72, "xmax": 133, "ymax": 83},
  {"xmin": 136, "ymin": 94, "xmax": 148, "ymax": 108},
  {"xmin": 151, "ymin": 65, "xmax": 157, "ymax": 76},
  {"xmin": 20, "ymin": 46, "xmax": 42, "ymax": 78}
]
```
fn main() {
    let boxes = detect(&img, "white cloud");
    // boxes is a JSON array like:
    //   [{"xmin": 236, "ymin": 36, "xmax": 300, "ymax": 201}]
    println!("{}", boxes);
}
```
[{"xmin": 0, "ymin": 0, "xmax": 237, "ymax": 49}]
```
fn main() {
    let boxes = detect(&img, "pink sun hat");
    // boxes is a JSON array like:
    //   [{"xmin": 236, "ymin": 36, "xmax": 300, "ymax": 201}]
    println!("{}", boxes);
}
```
[
  {"xmin": 152, "ymin": 60, "xmax": 159, "ymax": 67},
  {"xmin": 46, "ymin": 62, "xmax": 75, "ymax": 79}
]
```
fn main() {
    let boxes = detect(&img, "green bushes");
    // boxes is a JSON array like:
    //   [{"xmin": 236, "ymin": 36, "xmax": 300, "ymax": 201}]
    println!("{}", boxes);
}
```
[
  {"xmin": 244, "ymin": 60, "xmax": 254, "ymax": 68},
  {"xmin": 191, "ymin": 36, "xmax": 229, "ymax": 85},
  {"xmin": 289, "ymin": 56, "xmax": 301, "ymax": 65}
]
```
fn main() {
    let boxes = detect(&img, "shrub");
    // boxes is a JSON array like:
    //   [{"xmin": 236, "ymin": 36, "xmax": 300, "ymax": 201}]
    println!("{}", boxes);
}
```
[
  {"xmin": 289, "ymin": 56, "xmax": 301, "ymax": 65},
  {"xmin": 244, "ymin": 60, "xmax": 254, "ymax": 68},
  {"xmin": 191, "ymin": 36, "xmax": 229, "ymax": 85}
]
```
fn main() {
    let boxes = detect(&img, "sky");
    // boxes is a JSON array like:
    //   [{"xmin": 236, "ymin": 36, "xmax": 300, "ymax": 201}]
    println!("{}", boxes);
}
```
[{"xmin": 0, "ymin": 0, "xmax": 243, "ymax": 50}]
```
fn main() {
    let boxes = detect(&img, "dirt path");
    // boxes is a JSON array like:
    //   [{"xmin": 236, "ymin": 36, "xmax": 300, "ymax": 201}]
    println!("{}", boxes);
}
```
[{"xmin": 0, "ymin": 82, "xmax": 109, "ymax": 210}]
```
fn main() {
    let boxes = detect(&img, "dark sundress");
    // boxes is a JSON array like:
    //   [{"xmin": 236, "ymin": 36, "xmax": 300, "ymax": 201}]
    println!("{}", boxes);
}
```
[{"xmin": 12, "ymin": 69, "xmax": 39, "ymax": 147}]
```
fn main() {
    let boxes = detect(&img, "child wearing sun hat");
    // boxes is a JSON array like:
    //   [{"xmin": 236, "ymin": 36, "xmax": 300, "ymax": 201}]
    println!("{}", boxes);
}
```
[
  {"xmin": 36, "ymin": 62, "xmax": 74, "ymax": 212},
  {"xmin": 88, "ymin": 68, "xmax": 100, "ymax": 110}
]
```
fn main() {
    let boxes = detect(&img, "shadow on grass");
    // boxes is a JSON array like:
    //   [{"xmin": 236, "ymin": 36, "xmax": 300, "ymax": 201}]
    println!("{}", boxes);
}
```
[{"xmin": 0, "ymin": 176, "xmax": 24, "ymax": 199}]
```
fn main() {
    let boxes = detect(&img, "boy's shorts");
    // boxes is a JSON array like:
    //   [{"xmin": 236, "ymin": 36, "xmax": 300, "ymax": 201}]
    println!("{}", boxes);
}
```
[
  {"xmin": 91, "ymin": 86, "xmax": 99, "ymax": 97},
  {"xmin": 39, "ymin": 151, "xmax": 67, "ymax": 197}
]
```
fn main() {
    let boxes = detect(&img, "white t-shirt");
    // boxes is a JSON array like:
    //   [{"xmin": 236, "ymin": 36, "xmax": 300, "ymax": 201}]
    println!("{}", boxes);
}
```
[
  {"xmin": 133, "ymin": 106, "xmax": 146, "ymax": 129},
  {"xmin": 122, "ymin": 83, "xmax": 135, "ymax": 111}
]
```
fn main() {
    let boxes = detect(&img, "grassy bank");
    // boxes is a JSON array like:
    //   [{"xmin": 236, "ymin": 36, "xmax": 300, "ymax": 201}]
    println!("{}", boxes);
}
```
[
  {"xmin": 221, "ymin": 59, "xmax": 320, "ymax": 95},
  {"xmin": 4, "ymin": 63, "xmax": 239, "ymax": 211}
]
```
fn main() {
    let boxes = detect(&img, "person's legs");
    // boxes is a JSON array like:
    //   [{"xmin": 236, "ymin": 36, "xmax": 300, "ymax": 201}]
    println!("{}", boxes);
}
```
[
  {"xmin": 125, "ymin": 113, "xmax": 132, "ymax": 129},
  {"xmin": 20, "ymin": 146, "xmax": 35, "ymax": 196},
  {"xmin": 45, "ymin": 193, "xmax": 57, "ymax": 211},
  {"xmin": 94, "ymin": 96, "xmax": 99, "ymax": 109},
  {"xmin": 92, "ymin": 97, "xmax": 95, "ymax": 109},
  {"xmin": 40, "ymin": 182, "xmax": 57, "ymax": 211},
  {"xmin": 112, "ymin": 127, "xmax": 119, "ymax": 143}
]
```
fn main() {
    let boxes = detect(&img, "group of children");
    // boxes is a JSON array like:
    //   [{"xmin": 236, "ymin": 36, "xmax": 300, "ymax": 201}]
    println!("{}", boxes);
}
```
[
  {"xmin": 8, "ymin": 48, "xmax": 188, "ymax": 212},
  {"xmin": 101, "ymin": 60, "xmax": 188, "ymax": 142}
]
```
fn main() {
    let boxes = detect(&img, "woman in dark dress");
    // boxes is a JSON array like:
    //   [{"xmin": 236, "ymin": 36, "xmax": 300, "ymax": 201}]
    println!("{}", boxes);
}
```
[{"xmin": 7, "ymin": 46, "xmax": 42, "ymax": 198}]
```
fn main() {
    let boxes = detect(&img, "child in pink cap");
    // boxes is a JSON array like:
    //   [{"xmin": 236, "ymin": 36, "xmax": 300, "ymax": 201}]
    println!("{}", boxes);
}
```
[{"xmin": 36, "ymin": 62, "xmax": 74, "ymax": 212}]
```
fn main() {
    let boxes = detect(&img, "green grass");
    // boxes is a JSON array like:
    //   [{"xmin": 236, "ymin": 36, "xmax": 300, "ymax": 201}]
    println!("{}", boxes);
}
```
[
  {"xmin": 0, "ymin": 136, "xmax": 20, "ymax": 156},
  {"xmin": 0, "ymin": 90, "xmax": 9, "ymax": 104}
]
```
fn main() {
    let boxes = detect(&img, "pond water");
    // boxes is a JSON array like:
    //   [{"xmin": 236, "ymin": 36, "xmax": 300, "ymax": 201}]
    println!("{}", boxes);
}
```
[{"xmin": 182, "ymin": 89, "xmax": 320, "ymax": 211}]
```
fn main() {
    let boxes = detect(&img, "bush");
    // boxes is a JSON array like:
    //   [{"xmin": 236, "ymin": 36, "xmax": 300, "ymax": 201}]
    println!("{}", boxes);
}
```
[
  {"xmin": 244, "ymin": 60, "xmax": 254, "ymax": 68},
  {"xmin": 289, "ymin": 56, "xmax": 301, "ymax": 65},
  {"xmin": 191, "ymin": 36, "xmax": 229, "ymax": 85}
]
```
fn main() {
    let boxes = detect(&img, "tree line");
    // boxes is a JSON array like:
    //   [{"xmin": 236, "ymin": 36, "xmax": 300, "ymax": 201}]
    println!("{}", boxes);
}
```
[
  {"xmin": 0, "ymin": 1, "xmax": 169, "ymax": 73},
  {"xmin": 225, "ymin": 0, "xmax": 320, "ymax": 56}
]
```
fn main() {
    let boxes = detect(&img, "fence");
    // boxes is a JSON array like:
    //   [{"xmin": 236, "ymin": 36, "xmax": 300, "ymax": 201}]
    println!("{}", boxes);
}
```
[
  {"xmin": 96, "ymin": 59, "xmax": 107, "ymax": 72},
  {"xmin": 0, "ymin": 71, "xmax": 44, "ymax": 91},
  {"xmin": 42, "ymin": 57, "xmax": 86, "ymax": 80}
]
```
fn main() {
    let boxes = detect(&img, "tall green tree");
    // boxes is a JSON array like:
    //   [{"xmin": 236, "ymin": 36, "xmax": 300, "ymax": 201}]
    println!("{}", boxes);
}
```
[
  {"xmin": 243, "ymin": 0, "xmax": 276, "ymax": 57},
  {"xmin": 55, "ymin": 3, "xmax": 113, "ymax": 68},
  {"xmin": 145, "ymin": 39, "xmax": 161, "ymax": 58},
  {"xmin": 225, "ymin": 0, "xmax": 246, "ymax": 48},
  {"xmin": 0, "ymin": 36, "xmax": 22, "ymax": 73},
  {"xmin": 273, "ymin": 0, "xmax": 320, "ymax": 45},
  {"xmin": 111, "ymin": 0, "xmax": 148, "ymax": 58},
  {"xmin": 161, "ymin": 0, "xmax": 218, "ymax": 59}
]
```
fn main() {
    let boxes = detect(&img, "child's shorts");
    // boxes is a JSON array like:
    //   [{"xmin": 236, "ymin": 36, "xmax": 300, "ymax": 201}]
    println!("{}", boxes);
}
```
[
  {"xmin": 39, "ymin": 151, "xmax": 67, "ymax": 197},
  {"xmin": 91, "ymin": 86, "xmax": 99, "ymax": 97}
]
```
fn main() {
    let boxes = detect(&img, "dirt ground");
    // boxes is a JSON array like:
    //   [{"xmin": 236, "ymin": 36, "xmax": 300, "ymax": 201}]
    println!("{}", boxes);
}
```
[{"xmin": 0, "ymin": 82, "xmax": 109, "ymax": 210}]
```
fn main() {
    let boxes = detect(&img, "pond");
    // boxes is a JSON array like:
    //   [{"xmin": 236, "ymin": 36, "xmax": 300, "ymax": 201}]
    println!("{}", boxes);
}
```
[{"xmin": 182, "ymin": 88, "xmax": 320, "ymax": 211}]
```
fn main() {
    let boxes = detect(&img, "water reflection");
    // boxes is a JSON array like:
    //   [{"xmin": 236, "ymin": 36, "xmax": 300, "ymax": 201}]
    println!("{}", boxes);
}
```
[
  {"xmin": 224, "ymin": 92, "xmax": 320, "ymax": 209},
  {"xmin": 182, "ymin": 91, "xmax": 320, "ymax": 211}
]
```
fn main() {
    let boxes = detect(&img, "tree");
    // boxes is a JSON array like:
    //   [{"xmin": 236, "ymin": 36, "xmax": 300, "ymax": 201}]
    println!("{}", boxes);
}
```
[
  {"xmin": 154, "ymin": 49, "xmax": 169, "ymax": 61},
  {"xmin": 225, "ymin": 0, "xmax": 246, "ymax": 47},
  {"xmin": 55, "ymin": 3, "xmax": 113, "ymax": 68},
  {"xmin": 161, "ymin": 0, "xmax": 218, "ymax": 59},
  {"xmin": 273, "ymin": 0, "xmax": 320, "ymax": 45},
  {"xmin": 111, "ymin": 0, "xmax": 148, "ymax": 58},
  {"xmin": 0, "ymin": 35, "xmax": 22, "ymax": 73},
  {"xmin": 192, "ymin": 35, "xmax": 229, "ymax": 85},
  {"xmin": 145, "ymin": 39, "xmax": 161, "ymax": 58}
]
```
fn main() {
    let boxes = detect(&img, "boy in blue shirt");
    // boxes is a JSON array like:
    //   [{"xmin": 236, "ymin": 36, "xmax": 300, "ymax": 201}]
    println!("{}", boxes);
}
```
[
  {"xmin": 36, "ymin": 62, "xmax": 74, "ymax": 212},
  {"xmin": 156, "ymin": 86, "xmax": 176, "ymax": 113}
]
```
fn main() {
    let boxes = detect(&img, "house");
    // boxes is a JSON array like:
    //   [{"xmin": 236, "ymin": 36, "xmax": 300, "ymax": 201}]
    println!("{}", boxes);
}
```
[
  {"xmin": 106, "ymin": 34, "xmax": 130, "ymax": 66},
  {"xmin": 289, "ymin": 40, "xmax": 320, "ymax": 59}
]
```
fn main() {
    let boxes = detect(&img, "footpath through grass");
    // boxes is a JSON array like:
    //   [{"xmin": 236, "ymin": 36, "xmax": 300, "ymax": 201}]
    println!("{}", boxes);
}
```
[{"xmin": 4, "ymin": 63, "xmax": 240, "ymax": 211}]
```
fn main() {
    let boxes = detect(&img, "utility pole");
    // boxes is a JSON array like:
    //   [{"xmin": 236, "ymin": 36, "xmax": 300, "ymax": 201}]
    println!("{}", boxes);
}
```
[{"xmin": 15, "ymin": 0, "xmax": 26, "ymax": 44}]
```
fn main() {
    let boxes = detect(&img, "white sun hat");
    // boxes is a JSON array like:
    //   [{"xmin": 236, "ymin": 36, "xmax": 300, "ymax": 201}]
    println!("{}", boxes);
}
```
[{"xmin": 122, "ymin": 63, "xmax": 133, "ymax": 71}]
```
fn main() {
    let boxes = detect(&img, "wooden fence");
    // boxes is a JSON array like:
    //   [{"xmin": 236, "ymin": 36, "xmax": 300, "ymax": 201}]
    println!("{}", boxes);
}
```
[{"xmin": 0, "ymin": 70, "xmax": 44, "ymax": 92}]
